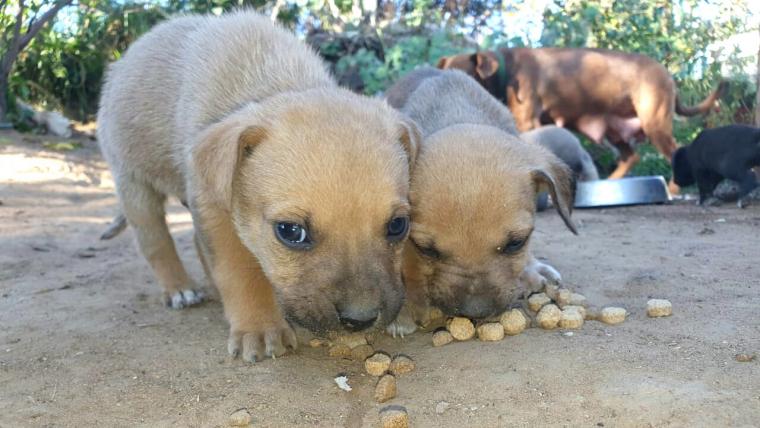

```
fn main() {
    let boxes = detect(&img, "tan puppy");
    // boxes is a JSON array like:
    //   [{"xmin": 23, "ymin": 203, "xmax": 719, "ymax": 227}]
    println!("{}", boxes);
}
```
[
  {"xmin": 97, "ymin": 11, "xmax": 418, "ymax": 361},
  {"xmin": 385, "ymin": 68, "xmax": 576, "ymax": 334}
]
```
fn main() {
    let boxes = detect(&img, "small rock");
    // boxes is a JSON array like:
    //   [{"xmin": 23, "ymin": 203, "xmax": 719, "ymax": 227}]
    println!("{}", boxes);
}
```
[
  {"xmin": 735, "ymin": 353, "xmax": 755, "ymax": 362},
  {"xmin": 432, "ymin": 328, "xmax": 454, "ymax": 347},
  {"xmin": 351, "ymin": 344, "xmax": 375, "ymax": 361},
  {"xmin": 500, "ymin": 309, "xmax": 528, "ymax": 336},
  {"xmin": 559, "ymin": 307, "xmax": 584, "ymax": 329},
  {"xmin": 599, "ymin": 307, "xmax": 627, "ymax": 325},
  {"xmin": 365, "ymin": 352, "xmax": 392, "ymax": 376},
  {"xmin": 528, "ymin": 293, "xmax": 551, "ymax": 312},
  {"xmin": 536, "ymin": 304, "xmax": 561, "ymax": 329},
  {"xmin": 447, "ymin": 317, "xmax": 476, "ymax": 341},
  {"xmin": 435, "ymin": 401, "xmax": 450, "ymax": 414},
  {"xmin": 374, "ymin": 374, "xmax": 397, "ymax": 403},
  {"xmin": 476, "ymin": 322, "xmax": 505, "ymax": 341},
  {"xmin": 389, "ymin": 355, "xmax": 415, "ymax": 375},
  {"xmin": 328, "ymin": 344, "xmax": 352, "ymax": 359},
  {"xmin": 379, "ymin": 405, "xmax": 409, "ymax": 428},
  {"xmin": 646, "ymin": 299, "xmax": 672, "ymax": 318},
  {"xmin": 228, "ymin": 408, "xmax": 252, "ymax": 426}
]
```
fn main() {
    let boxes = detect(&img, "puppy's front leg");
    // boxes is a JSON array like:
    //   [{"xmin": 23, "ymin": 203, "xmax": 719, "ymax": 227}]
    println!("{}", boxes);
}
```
[
  {"xmin": 204, "ymin": 214, "xmax": 297, "ymax": 362},
  {"xmin": 520, "ymin": 254, "xmax": 561, "ymax": 294}
]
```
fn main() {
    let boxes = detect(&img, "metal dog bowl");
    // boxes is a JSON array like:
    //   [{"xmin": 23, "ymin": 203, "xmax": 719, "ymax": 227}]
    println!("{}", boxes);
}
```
[{"xmin": 574, "ymin": 176, "xmax": 671, "ymax": 208}]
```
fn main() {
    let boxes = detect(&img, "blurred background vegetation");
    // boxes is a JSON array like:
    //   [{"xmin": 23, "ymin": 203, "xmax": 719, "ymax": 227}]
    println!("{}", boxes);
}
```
[{"xmin": 1, "ymin": 0, "xmax": 758, "ymax": 178}]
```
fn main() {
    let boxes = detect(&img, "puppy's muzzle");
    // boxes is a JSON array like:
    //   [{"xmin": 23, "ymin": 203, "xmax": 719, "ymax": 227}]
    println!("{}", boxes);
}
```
[
  {"xmin": 459, "ymin": 295, "xmax": 503, "ymax": 319},
  {"xmin": 338, "ymin": 313, "xmax": 379, "ymax": 331}
]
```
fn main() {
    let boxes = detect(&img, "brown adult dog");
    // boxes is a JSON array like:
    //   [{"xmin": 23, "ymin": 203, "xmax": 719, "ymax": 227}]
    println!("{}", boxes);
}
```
[
  {"xmin": 385, "ymin": 68, "xmax": 576, "ymax": 334},
  {"xmin": 97, "ymin": 12, "xmax": 418, "ymax": 361},
  {"xmin": 437, "ymin": 47, "xmax": 726, "ymax": 185}
]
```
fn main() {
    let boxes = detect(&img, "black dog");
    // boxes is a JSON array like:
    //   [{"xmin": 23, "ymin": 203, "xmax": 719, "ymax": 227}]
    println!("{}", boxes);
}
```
[{"xmin": 672, "ymin": 125, "xmax": 760, "ymax": 207}]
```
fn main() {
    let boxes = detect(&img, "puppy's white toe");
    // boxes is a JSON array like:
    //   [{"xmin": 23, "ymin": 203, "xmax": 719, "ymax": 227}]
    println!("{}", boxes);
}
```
[
  {"xmin": 166, "ymin": 289, "xmax": 206, "ymax": 309},
  {"xmin": 386, "ymin": 319, "xmax": 418, "ymax": 338}
]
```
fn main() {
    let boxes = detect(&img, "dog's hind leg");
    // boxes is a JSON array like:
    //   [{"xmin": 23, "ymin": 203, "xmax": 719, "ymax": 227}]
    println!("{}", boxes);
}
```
[
  {"xmin": 731, "ymin": 170, "xmax": 758, "ymax": 208},
  {"xmin": 117, "ymin": 177, "xmax": 205, "ymax": 308}
]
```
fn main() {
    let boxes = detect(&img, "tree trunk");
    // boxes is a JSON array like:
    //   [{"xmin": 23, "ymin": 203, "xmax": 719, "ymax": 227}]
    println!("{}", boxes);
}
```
[
  {"xmin": 0, "ymin": 73, "xmax": 9, "ymax": 125},
  {"xmin": 755, "ymin": 26, "xmax": 760, "ymax": 126}
]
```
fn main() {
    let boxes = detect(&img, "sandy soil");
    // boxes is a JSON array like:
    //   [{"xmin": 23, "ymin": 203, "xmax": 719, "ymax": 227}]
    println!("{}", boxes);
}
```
[{"xmin": 1, "ymin": 130, "xmax": 758, "ymax": 428}]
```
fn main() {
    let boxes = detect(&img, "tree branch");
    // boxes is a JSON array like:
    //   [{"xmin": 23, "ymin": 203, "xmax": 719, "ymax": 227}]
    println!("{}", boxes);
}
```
[{"xmin": 17, "ymin": 0, "xmax": 73, "ymax": 51}]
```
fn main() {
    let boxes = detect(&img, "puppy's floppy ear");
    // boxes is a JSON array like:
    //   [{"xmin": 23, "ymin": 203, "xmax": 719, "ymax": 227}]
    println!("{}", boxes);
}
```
[
  {"xmin": 192, "ymin": 118, "xmax": 267, "ymax": 210},
  {"xmin": 532, "ymin": 159, "xmax": 578, "ymax": 235},
  {"xmin": 436, "ymin": 56, "xmax": 450, "ymax": 69},
  {"xmin": 472, "ymin": 52, "xmax": 498, "ymax": 80},
  {"xmin": 398, "ymin": 118, "xmax": 421, "ymax": 174}
]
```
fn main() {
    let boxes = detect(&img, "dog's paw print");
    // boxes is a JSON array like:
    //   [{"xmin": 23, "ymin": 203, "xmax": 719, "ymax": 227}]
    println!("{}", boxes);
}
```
[
  {"xmin": 165, "ymin": 288, "xmax": 206, "ymax": 309},
  {"xmin": 228, "ymin": 322, "xmax": 298, "ymax": 362}
]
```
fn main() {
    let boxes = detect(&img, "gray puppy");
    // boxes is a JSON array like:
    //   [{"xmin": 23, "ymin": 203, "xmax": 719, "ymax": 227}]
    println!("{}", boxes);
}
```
[{"xmin": 521, "ymin": 126, "xmax": 599, "ymax": 182}]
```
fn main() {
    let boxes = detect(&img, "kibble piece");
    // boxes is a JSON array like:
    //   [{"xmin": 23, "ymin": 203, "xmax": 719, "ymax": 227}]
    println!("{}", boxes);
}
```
[
  {"xmin": 379, "ymin": 405, "xmax": 409, "ymax": 428},
  {"xmin": 333, "ymin": 332, "xmax": 368, "ymax": 349},
  {"xmin": 536, "ymin": 304, "xmax": 561, "ymax": 329},
  {"xmin": 735, "ymin": 353, "xmax": 756, "ymax": 362},
  {"xmin": 559, "ymin": 307, "xmax": 584, "ymax": 329},
  {"xmin": 528, "ymin": 293, "xmax": 551, "ymax": 312},
  {"xmin": 584, "ymin": 306, "xmax": 600, "ymax": 321},
  {"xmin": 599, "ymin": 307, "xmax": 627, "ymax": 325},
  {"xmin": 568, "ymin": 293, "xmax": 587, "ymax": 307},
  {"xmin": 563, "ymin": 305, "xmax": 586, "ymax": 320},
  {"xmin": 328, "ymin": 344, "xmax": 352, "ymax": 359},
  {"xmin": 555, "ymin": 288, "xmax": 572, "ymax": 307},
  {"xmin": 228, "ymin": 409, "xmax": 252, "ymax": 426},
  {"xmin": 447, "ymin": 317, "xmax": 476, "ymax": 341},
  {"xmin": 309, "ymin": 338, "xmax": 328, "ymax": 348},
  {"xmin": 432, "ymin": 328, "xmax": 454, "ymax": 347},
  {"xmin": 477, "ymin": 322, "xmax": 505, "ymax": 341},
  {"xmin": 365, "ymin": 352, "xmax": 392, "ymax": 376},
  {"xmin": 351, "ymin": 344, "xmax": 374, "ymax": 361},
  {"xmin": 374, "ymin": 374, "xmax": 397, "ymax": 403},
  {"xmin": 500, "ymin": 309, "xmax": 528, "ymax": 336},
  {"xmin": 544, "ymin": 284, "xmax": 559, "ymax": 300},
  {"xmin": 389, "ymin": 355, "xmax": 415, "ymax": 375},
  {"xmin": 647, "ymin": 299, "xmax": 672, "ymax": 318}
]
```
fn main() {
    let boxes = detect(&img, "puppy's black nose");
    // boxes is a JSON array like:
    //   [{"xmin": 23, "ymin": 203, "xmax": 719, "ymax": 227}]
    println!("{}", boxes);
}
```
[{"xmin": 339, "ymin": 314, "xmax": 378, "ymax": 332}]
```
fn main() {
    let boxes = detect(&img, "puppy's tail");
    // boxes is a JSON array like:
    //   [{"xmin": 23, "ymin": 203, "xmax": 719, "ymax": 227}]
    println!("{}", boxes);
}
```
[
  {"xmin": 100, "ymin": 213, "xmax": 128, "ymax": 240},
  {"xmin": 675, "ymin": 80, "xmax": 728, "ymax": 116}
]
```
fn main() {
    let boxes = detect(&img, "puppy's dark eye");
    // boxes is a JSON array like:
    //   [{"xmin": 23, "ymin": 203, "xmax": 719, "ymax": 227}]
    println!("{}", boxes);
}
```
[
  {"xmin": 411, "ymin": 239, "xmax": 441, "ymax": 259},
  {"xmin": 274, "ymin": 222, "xmax": 312, "ymax": 250},
  {"xmin": 386, "ymin": 216, "xmax": 409, "ymax": 242},
  {"xmin": 499, "ymin": 238, "xmax": 526, "ymax": 254}
]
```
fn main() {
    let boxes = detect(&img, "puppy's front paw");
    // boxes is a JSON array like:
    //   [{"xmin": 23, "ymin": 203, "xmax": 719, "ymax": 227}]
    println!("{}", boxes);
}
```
[
  {"xmin": 520, "ymin": 258, "xmax": 562, "ymax": 293},
  {"xmin": 227, "ymin": 320, "xmax": 298, "ymax": 362},
  {"xmin": 386, "ymin": 305, "xmax": 418, "ymax": 338},
  {"xmin": 165, "ymin": 288, "xmax": 206, "ymax": 309}
]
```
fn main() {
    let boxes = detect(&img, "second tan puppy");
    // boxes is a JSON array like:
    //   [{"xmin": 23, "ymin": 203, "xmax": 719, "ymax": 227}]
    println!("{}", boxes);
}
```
[
  {"xmin": 97, "ymin": 12, "xmax": 418, "ymax": 361},
  {"xmin": 385, "ymin": 68, "xmax": 576, "ymax": 333}
]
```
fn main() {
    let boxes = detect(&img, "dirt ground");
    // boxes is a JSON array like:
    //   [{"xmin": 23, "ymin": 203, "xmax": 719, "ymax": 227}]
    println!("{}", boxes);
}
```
[{"xmin": 1, "ymin": 130, "xmax": 758, "ymax": 428}]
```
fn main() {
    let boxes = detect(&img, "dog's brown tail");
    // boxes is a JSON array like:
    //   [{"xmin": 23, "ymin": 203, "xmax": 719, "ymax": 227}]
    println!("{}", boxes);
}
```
[
  {"xmin": 675, "ymin": 80, "xmax": 728, "ymax": 116},
  {"xmin": 100, "ymin": 213, "xmax": 127, "ymax": 240}
]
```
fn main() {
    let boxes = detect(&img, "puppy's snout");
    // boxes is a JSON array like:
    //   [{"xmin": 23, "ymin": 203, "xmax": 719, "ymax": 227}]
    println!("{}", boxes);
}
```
[
  {"xmin": 338, "ymin": 314, "xmax": 378, "ymax": 332},
  {"xmin": 459, "ymin": 295, "xmax": 501, "ymax": 319}
]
